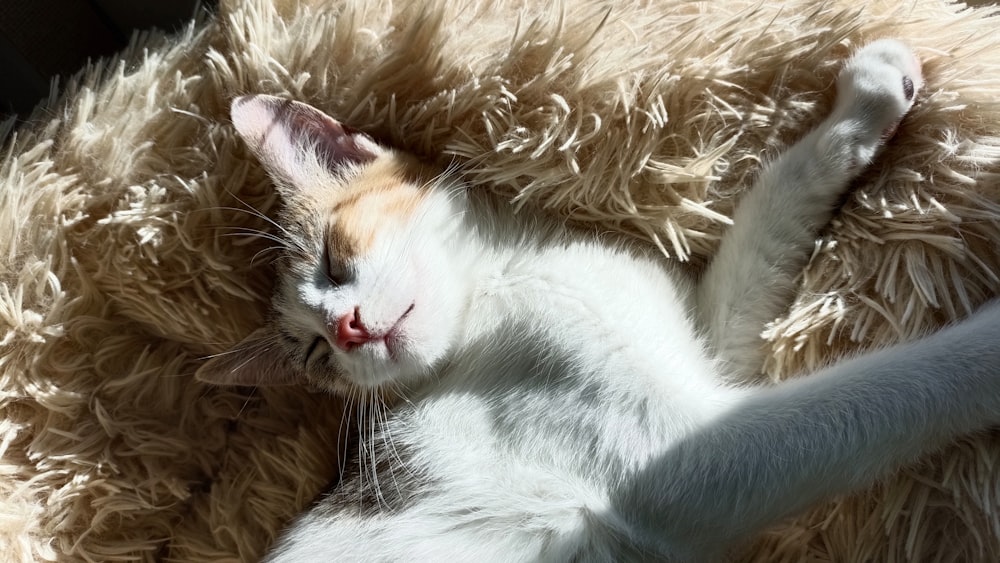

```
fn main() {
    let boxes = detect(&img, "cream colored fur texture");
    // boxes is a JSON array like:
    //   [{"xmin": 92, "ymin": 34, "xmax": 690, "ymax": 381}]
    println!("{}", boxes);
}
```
[{"xmin": 3, "ymin": 0, "xmax": 1000, "ymax": 561}]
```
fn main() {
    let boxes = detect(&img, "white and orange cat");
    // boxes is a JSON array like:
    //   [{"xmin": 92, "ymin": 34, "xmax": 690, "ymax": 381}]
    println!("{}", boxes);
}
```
[{"xmin": 198, "ymin": 40, "xmax": 1000, "ymax": 561}]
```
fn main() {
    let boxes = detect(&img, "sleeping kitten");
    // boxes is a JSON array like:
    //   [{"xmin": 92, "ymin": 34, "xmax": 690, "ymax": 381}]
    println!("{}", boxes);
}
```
[{"xmin": 198, "ymin": 40, "xmax": 1000, "ymax": 561}]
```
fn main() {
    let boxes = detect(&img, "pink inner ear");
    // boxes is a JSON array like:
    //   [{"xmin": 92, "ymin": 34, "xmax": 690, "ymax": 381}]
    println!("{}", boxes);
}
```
[{"xmin": 230, "ymin": 95, "xmax": 383, "ymax": 186}]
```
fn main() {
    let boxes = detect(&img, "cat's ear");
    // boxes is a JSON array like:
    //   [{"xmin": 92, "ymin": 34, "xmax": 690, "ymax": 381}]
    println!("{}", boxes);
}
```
[
  {"xmin": 195, "ymin": 327, "xmax": 302, "ymax": 387},
  {"xmin": 230, "ymin": 94, "xmax": 385, "ymax": 189}
]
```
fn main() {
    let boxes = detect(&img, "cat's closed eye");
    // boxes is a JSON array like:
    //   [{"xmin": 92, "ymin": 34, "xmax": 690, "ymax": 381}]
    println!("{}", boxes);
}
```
[
  {"xmin": 323, "ymin": 245, "xmax": 352, "ymax": 286},
  {"xmin": 305, "ymin": 336, "xmax": 327, "ymax": 365}
]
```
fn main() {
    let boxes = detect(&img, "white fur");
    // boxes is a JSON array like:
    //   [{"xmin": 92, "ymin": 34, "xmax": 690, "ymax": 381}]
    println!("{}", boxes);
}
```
[{"xmin": 202, "ymin": 41, "xmax": 1000, "ymax": 562}]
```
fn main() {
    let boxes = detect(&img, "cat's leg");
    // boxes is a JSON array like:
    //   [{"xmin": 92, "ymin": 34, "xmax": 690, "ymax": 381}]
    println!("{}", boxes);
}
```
[
  {"xmin": 606, "ymin": 299, "xmax": 1000, "ymax": 560},
  {"xmin": 697, "ymin": 40, "xmax": 923, "ymax": 380}
]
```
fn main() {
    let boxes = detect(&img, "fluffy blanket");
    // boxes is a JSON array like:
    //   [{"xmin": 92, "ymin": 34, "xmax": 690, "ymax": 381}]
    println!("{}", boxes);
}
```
[{"xmin": 3, "ymin": 0, "xmax": 1000, "ymax": 560}]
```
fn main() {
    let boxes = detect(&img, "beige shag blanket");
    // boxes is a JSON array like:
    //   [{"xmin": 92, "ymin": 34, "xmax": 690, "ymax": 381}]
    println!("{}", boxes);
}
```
[{"xmin": 3, "ymin": 0, "xmax": 1000, "ymax": 560}]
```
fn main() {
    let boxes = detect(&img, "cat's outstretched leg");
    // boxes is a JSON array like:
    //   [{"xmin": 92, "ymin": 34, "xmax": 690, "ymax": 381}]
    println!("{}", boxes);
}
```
[
  {"xmin": 697, "ymin": 40, "xmax": 923, "ymax": 380},
  {"xmin": 609, "ymin": 299, "xmax": 1000, "ymax": 561}
]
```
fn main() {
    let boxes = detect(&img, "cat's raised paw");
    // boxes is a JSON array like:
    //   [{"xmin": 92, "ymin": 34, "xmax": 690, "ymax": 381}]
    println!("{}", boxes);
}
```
[{"xmin": 831, "ymin": 39, "xmax": 923, "ymax": 164}]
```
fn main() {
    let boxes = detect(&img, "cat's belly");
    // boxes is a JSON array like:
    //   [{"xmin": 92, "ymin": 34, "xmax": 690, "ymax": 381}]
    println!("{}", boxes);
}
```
[
  {"xmin": 293, "ymin": 345, "xmax": 734, "ymax": 562},
  {"xmin": 414, "ymin": 346, "xmax": 722, "ymax": 484},
  {"xmin": 373, "ymin": 313, "xmax": 736, "ymax": 510}
]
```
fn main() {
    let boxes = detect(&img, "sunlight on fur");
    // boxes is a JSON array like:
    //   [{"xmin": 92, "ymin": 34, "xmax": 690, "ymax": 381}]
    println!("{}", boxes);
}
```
[{"xmin": 3, "ymin": 0, "xmax": 1000, "ymax": 561}]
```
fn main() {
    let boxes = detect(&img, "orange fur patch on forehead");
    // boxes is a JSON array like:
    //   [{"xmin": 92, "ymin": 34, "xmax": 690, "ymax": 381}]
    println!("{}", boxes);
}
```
[{"xmin": 325, "ymin": 154, "xmax": 436, "ymax": 260}]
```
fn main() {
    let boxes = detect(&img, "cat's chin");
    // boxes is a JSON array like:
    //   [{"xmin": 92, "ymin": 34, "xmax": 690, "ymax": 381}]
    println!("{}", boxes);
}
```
[
  {"xmin": 317, "ymin": 375, "xmax": 403, "ymax": 406},
  {"xmin": 305, "ymin": 361, "xmax": 415, "ymax": 398},
  {"xmin": 330, "ymin": 343, "xmax": 433, "ymax": 392}
]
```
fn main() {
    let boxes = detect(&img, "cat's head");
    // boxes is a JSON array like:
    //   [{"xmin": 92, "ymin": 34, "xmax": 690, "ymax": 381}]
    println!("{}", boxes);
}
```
[{"xmin": 196, "ymin": 95, "xmax": 470, "ymax": 395}]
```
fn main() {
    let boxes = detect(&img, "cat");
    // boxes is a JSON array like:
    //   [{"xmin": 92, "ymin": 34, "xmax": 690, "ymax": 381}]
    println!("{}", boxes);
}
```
[{"xmin": 197, "ymin": 39, "xmax": 1000, "ymax": 562}]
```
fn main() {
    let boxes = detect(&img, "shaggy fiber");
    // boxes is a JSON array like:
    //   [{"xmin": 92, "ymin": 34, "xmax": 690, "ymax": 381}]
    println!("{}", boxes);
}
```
[{"xmin": 3, "ymin": 0, "xmax": 1000, "ymax": 560}]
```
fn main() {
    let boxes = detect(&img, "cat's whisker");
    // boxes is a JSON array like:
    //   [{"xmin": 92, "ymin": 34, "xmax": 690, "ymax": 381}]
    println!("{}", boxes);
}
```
[
  {"xmin": 361, "ymin": 387, "xmax": 387, "ymax": 514},
  {"xmin": 377, "ymin": 389, "xmax": 416, "ymax": 485},
  {"xmin": 420, "ymin": 161, "xmax": 463, "ymax": 195},
  {"xmin": 373, "ymin": 395, "xmax": 403, "ymax": 514},
  {"xmin": 220, "ymin": 196, "xmax": 298, "ymax": 240},
  {"xmin": 235, "ymin": 385, "xmax": 256, "ymax": 420},
  {"xmin": 218, "ymin": 226, "xmax": 288, "ymax": 240},
  {"xmin": 218, "ymin": 228, "xmax": 294, "ymax": 250},
  {"xmin": 199, "ymin": 333, "xmax": 283, "ymax": 364},
  {"xmin": 337, "ymin": 387, "xmax": 357, "ymax": 483},
  {"xmin": 354, "ymin": 391, "xmax": 370, "ymax": 518},
  {"xmin": 197, "ymin": 335, "xmax": 285, "ymax": 421},
  {"xmin": 248, "ymin": 245, "xmax": 286, "ymax": 266},
  {"xmin": 198, "ymin": 347, "xmax": 250, "ymax": 361},
  {"xmin": 386, "ymin": 379, "xmax": 414, "ymax": 402},
  {"xmin": 210, "ymin": 199, "xmax": 312, "ymax": 257},
  {"xmin": 217, "ymin": 230, "xmax": 308, "ymax": 262},
  {"xmin": 365, "ymin": 388, "xmax": 388, "ymax": 514}
]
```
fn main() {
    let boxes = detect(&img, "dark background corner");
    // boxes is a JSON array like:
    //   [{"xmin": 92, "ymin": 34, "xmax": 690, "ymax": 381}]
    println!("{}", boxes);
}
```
[{"xmin": 0, "ymin": 0, "xmax": 219, "ymax": 125}]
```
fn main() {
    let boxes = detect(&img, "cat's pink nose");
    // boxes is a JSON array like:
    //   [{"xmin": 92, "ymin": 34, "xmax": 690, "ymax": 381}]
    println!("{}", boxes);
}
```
[{"xmin": 334, "ymin": 307, "xmax": 373, "ymax": 351}]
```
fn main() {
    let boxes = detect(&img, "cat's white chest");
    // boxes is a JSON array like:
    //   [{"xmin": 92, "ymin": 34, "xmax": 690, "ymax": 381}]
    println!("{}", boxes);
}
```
[{"xmin": 414, "ymin": 241, "xmax": 735, "ymax": 482}]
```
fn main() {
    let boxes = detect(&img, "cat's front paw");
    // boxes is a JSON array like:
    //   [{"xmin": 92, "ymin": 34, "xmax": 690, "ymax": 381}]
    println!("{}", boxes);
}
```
[{"xmin": 832, "ymin": 39, "xmax": 923, "ymax": 165}]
